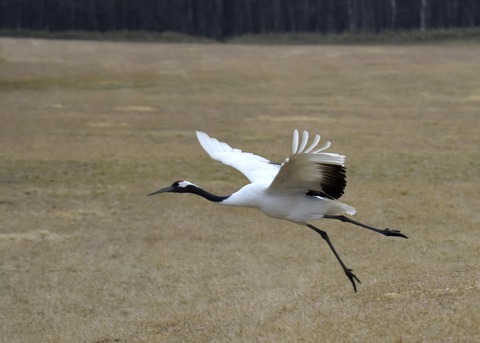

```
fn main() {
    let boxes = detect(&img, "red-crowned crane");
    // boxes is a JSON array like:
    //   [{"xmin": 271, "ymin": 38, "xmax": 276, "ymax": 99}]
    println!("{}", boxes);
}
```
[{"xmin": 149, "ymin": 130, "xmax": 407, "ymax": 292}]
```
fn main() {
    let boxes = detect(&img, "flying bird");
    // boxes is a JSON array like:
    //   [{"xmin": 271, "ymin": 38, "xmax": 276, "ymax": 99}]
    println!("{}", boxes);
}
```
[{"xmin": 149, "ymin": 130, "xmax": 407, "ymax": 292}]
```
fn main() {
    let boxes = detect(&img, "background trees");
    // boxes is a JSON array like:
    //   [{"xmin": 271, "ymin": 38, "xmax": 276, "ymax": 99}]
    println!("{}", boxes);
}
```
[{"xmin": 0, "ymin": 0, "xmax": 478, "ymax": 40}]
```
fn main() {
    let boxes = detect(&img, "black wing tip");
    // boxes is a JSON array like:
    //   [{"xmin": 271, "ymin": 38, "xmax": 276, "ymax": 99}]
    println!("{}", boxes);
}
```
[{"xmin": 307, "ymin": 164, "xmax": 347, "ymax": 200}]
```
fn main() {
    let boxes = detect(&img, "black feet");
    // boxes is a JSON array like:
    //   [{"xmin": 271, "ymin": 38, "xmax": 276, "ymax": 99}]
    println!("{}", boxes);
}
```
[
  {"xmin": 345, "ymin": 268, "xmax": 361, "ymax": 293},
  {"xmin": 383, "ymin": 228, "xmax": 408, "ymax": 239}
]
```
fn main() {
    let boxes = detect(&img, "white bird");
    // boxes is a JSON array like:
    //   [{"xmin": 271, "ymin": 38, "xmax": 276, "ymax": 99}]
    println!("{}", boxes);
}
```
[{"xmin": 149, "ymin": 130, "xmax": 407, "ymax": 292}]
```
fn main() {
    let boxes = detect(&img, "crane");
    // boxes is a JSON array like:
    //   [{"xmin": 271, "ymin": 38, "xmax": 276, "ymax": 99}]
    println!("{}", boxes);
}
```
[{"xmin": 149, "ymin": 130, "xmax": 407, "ymax": 292}]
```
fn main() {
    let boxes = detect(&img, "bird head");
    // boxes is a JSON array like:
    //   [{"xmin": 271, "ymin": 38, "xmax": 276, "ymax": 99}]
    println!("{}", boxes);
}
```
[{"xmin": 148, "ymin": 180, "xmax": 198, "ymax": 196}]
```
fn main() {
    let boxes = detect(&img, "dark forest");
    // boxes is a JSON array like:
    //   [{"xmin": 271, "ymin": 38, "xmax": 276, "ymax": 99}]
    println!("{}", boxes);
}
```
[{"xmin": 0, "ymin": 0, "xmax": 478, "ymax": 40}]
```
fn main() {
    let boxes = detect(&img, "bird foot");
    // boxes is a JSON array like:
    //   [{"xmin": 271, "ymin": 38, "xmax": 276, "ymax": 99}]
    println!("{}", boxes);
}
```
[
  {"xmin": 345, "ymin": 268, "xmax": 361, "ymax": 293},
  {"xmin": 384, "ymin": 228, "xmax": 408, "ymax": 239}
]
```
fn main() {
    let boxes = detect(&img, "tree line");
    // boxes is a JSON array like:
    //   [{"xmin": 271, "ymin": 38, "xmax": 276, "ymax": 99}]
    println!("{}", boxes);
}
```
[{"xmin": 0, "ymin": 0, "xmax": 478, "ymax": 40}]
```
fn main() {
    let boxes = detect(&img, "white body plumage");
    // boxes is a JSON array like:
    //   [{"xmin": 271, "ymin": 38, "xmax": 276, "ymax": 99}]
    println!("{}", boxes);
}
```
[{"xmin": 222, "ymin": 182, "xmax": 355, "ymax": 224}]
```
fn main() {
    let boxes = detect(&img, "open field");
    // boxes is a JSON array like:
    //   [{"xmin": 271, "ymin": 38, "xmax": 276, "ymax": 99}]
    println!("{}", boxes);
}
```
[{"xmin": 1, "ymin": 37, "xmax": 479, "ymax": 342}]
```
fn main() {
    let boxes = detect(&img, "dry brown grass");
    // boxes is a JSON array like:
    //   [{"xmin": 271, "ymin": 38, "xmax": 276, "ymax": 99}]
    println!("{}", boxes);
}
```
[{"xmin": 1, "ymin": 37, "xmax": 479, "ymax": 342}]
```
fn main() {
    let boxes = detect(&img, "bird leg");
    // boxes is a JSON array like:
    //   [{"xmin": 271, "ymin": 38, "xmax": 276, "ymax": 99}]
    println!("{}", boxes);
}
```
[
  {"xmin": 307, "ymin": 224, "xmax": 361, "ymax": 293},
  {"xmin": 323, "ymin": 215, "xmax": 408, "ymax": 239}
]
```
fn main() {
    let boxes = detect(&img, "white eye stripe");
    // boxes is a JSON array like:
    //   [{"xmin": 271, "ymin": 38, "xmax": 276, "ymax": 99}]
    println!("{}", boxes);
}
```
[{"xmin": 177, "ymin": 181, "xmax": 198, "ymax": 188}]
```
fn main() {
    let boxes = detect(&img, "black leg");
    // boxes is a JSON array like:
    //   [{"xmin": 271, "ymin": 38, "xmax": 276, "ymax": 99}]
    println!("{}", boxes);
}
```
[
  {"xmin": 323, "ymin": 215, "xmax": 408, "ymax": 239},
  {"xmin": 307, "ymin": 224, "xmax": 361, "ymax": 293}
]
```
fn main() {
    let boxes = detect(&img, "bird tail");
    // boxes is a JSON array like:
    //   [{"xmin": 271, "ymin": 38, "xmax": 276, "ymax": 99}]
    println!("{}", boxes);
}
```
[
  {"xmin": 324, "ymin": 199, "xmax": 356, "ymax": 216},
  {"xmin": 343, "ymin": 204, "xmax": 356, "ymax": 216}
]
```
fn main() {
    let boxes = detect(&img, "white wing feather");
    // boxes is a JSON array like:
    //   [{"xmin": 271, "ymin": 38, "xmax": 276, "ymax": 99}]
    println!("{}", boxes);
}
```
[
  {"xmin": 196, "ymin": 131, "xmax": 279, "ymax": 183},
  {"xmin": 269, "ymin": 129, "xmax": 346, "ymax": 197}
]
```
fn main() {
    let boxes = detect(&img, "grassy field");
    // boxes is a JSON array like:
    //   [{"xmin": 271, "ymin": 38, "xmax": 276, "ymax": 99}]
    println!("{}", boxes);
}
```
[{"xmin": 1, "ymin": 37, "xmax": 479, "ymax": 342}]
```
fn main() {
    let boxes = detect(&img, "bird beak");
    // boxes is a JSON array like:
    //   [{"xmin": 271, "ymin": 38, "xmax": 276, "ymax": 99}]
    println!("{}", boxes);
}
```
[{"xmin": 147, "ymin": 186, "xmax": 173, "ymax": 196}]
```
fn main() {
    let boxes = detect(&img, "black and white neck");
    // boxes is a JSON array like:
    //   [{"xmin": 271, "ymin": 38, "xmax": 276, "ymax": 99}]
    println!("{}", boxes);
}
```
[
  {"xmin": 181, "ymin": 182, "xmax": 230, "ymax": 202},
  {"xmin": 148, "ymin": 180, "xmax": 230, "ymax": 203}
]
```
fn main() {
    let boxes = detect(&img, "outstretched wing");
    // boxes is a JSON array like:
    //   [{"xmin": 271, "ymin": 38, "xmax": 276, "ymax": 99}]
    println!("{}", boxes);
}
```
[
  {"xmin": 196, "ymin": 131, "xmax": 280, "ymax": 183},
  {"xmin": 268, "ymin": 129, "xmax": 347, "ymax": 199}
]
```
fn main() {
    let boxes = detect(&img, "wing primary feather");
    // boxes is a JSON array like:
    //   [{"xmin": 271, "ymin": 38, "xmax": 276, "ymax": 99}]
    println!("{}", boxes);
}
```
[
  {"xmin": 312, "ymin": 141, "xmax": 332, "ymax": 153},
  {"xmin": 304, "ymin": 134, "xmax": 321, "ymax": 153},
  {"xmin": 297, "ymin": 130, "xmax": 309, "ymax": 154},
  {"xmin": 291, "ymin": 129, "xmax": 299, "ymax": 155},
  {"xmin": 196, "ymin": 131, "xmax": 212, "ymax": 153}
]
